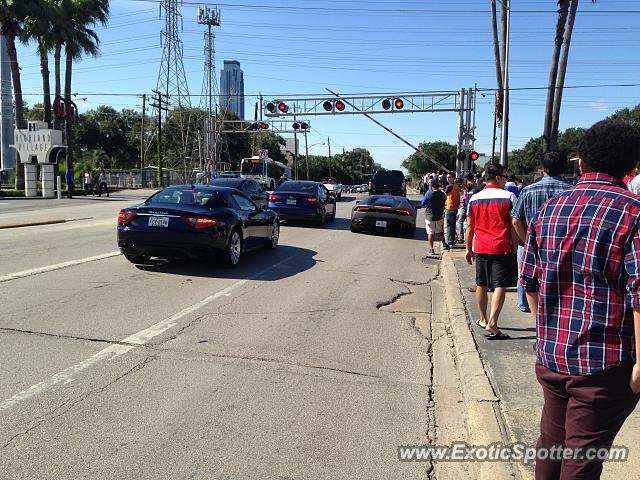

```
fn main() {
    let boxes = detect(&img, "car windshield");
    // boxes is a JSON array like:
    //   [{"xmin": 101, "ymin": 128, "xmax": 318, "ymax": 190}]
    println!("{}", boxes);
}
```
[
  {"xmin": 276, "ymin": 181, "xmax": 317, "ymax": 194},
  {"xmin": 362, "ymin": 196, "xmax": 406, "ymax": 208},
  {"xmin": 148, "ymin": 187, "xmax": 223, "ymax": 207}
]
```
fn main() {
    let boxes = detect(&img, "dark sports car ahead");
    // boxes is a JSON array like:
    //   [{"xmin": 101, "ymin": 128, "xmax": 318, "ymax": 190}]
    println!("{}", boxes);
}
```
[
  {"xmin": 117, "ymin": 185, "xmax": 279, "ymax": 267},
  {"xmin": 268, "ymin": 181, "xmax": 336, "ymax": 225},
  {"xmin": 350, "ymin": 195, "xmax": 417, "ymax": 238}
]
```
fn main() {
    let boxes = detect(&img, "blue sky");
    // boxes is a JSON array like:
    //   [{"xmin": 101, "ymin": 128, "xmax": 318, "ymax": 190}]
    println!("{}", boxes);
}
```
[{"xmin": 16, "ymin": 0, "xmax": 640, "ymax": 171}]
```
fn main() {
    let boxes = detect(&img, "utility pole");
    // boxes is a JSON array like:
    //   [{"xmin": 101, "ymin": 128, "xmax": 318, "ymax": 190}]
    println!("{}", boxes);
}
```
[
  {"xmin": 327, "ymin": 137, "xmax": 332, "ymax": 178},
  {"xmin": 152, "ymin": 89, "xmax": 169, "ymax": 187},
  {"xmin": 140, "ymin": 94, "xmax": 146, "ymax": 170},
  {"xmin": 500, "ymin": 0, "xmax": 511, "ymax": 167},
  {"xmin": 293, "ymin": 105, "xmax": 299, "ymax": 180},
  {"xmin": 304, "ymin": 131, "xmax": 309, "ymax": 180}
]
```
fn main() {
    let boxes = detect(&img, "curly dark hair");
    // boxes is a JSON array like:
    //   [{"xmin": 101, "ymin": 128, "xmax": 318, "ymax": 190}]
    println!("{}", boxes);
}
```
[
  {"xmin": 541, "ymin": 150, "xmax": 567, "ymax": 176},
  {"xmin": 578, "ymin": 120, "xmax": 640, "ymax": 178}
]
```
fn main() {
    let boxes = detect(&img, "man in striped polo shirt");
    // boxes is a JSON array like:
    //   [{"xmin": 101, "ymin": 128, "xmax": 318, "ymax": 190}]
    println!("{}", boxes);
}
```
[{"xmin": 465, "ymin": 163, "xmax": 518, "ymax": 339}]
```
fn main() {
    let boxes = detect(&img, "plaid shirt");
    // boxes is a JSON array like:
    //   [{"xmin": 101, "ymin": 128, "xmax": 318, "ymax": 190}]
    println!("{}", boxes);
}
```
[
  {"xmin": 512, "ymin": 176, "xmax": 571, "ymax": 227},
  {"xmin": 521, "ymin": 172, "xmax": 640, "ymax": 375}
]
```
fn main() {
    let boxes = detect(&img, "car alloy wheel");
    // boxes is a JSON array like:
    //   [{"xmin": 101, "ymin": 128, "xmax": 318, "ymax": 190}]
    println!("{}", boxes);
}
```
[
  {"xmin": 268, "ymin": 221, "xmax": 279, "ymax": 249},
  {"xmin": 222, "ymin": 230, "xmax": 242, "ymax": 267},
  {"xmin": 316, "ymin": 208, "xmax": 326, "ymax": 226}
]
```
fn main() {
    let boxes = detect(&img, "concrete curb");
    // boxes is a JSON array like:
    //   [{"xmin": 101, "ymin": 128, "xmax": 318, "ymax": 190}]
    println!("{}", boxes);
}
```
[
  {"xmin": 441, "ymin": 252, "xmax": 515, "ymax": 480},
  {"xmin": 0, "ymin": 219, "xmax": 66, "ymax": 229}
]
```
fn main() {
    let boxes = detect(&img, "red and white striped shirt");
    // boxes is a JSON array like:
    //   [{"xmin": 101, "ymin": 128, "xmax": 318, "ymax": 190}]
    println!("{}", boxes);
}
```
[{"xmin": 467, "ymin": 184, "xmax": 517, "ymax": 255}]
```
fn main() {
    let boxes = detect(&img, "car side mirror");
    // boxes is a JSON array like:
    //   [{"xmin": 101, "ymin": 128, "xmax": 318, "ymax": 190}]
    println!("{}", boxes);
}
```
[{"xmin": 355, "ymin": 200, "xmax": 360, "ymax": 204}]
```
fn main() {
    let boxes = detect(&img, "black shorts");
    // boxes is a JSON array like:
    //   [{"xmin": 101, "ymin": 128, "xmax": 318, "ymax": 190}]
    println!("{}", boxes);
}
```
[{"xmin": 475, "ymin": 253, "xmax": 517, "ymax": 288}]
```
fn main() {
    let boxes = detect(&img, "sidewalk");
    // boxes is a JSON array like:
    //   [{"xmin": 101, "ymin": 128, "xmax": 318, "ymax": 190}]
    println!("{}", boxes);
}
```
[{"xmin": 447, "ymin": 249, "xmax": 640, "ymax": 479}]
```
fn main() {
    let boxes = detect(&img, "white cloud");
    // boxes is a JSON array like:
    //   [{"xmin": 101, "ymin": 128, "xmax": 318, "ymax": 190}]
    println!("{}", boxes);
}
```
[{"xmin": 590, "ymin": 99, "xmax": 610, "ymax": 112}]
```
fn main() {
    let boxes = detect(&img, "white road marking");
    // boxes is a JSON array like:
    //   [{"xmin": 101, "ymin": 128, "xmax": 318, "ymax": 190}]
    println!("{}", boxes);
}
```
[
  {"xmin": 0, "ymin": 253, "xmax": 298, "ymax": 411},
  {"xmin": 0, "ymin": 251, "xmax": 122, "ymax": 283}
]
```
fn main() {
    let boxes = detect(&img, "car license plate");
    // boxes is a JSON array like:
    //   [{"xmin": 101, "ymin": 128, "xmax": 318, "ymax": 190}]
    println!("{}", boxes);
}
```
[
  {"xmin": 148, "ymin": 216, "xmax": 169, "ymax": 227},
  {"xmin": 286, "ymin": 199, "xmax": 297, "ymax": 205},
  {"xmin": 376, "ymin": 220, "xmax": 387, "ymax": 228}
]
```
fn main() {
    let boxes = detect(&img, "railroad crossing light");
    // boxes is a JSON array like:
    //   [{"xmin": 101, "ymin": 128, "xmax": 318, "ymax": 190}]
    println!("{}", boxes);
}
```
[
  {"xmin": 250, "ymin": 122, "xmax": 259, "ymax": 130},
  {"xmin": 469, "ymin": 151, "xmax": 480, "ymax": 161},
  {"xmin": 208, "ymin": 159, "xmax": 214, "ymax": 166},
  {"xmin": 457, "ymin": 151, "xmax": 467, "ymax": 162},
  {"xmin": 323, "ymin": 100, "xmax": 333, "ymax": 111},
  {"xmin": 335, "ymin": 100, "xmax": 346, "ymax": 111},
  {"xmin": 292, "ymin": 122, "xmax": 300, "ymax": 130},
  {"xmin": 394, "ymin": 98, "xmax": 404, "ymax": 109},
  {"xmin": 292, "ymin": 122, "xmax": 310, "ymax": 131},
  {"xmin": 260, "ymin": 122, "xmax": 269, "ymax": 130},
  {"xmin": 266, "ymin": 102, "xmax": 276, "ymax": 113},
  {"xmin": 382, "ymin": 98, "xmax": 391, "ymax": 110},
  {"xmin": 277, "ymin": 102, "xmax": 289, "ymax": 113}
]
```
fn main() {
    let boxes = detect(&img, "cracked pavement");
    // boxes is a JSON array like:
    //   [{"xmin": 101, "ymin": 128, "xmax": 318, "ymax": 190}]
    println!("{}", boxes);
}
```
[{"xmin": 0, "ymin": 193, "xmax": 440, "ymax": 479}]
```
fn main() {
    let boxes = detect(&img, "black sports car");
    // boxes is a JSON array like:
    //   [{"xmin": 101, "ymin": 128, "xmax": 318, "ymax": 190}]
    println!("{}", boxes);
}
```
[
  {"xmin": 117, "ymin": 185, "xmax": 279, "ymax": 267},
  {"xmin": 350, "ymin": 195, "xmax": 417, "ymax": 238},
  {"xmin": 209, "ymin": 177, "xmax": 269, "ymax": 208}
]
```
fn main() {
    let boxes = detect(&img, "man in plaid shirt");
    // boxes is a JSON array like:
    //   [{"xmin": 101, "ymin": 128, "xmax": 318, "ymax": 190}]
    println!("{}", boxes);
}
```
[{"xmin": 521, "ymin": 120, "xmax": 640, "ymax": 479}]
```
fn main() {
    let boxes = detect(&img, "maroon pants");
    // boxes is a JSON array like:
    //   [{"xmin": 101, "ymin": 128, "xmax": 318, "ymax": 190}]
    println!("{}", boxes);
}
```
[{"xmin": 535, "ymin": 362, "xmax": 639, "ymax": 479}]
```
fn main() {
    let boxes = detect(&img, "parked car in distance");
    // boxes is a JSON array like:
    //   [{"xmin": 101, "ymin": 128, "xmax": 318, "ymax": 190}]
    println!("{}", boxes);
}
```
[
  {"xmin": 368, "ymin": 170, "xmax": 406, "ymax": 196},
  {"xmin": 268, "ymin": 180, "xmax": 336, "ymax": 226},
  {"xmin": 209, "ymin": 177, "xmax": 269, "ymax": 209},
  {"xmin": 217, "ymin": 172, "xmax": 241, "ymax": 178},
  {"xmin": 117, "ymin": 185, "xmax": 280, "ymax": 267},
  {"xmin": 350, "ymin": 195, "xmax": 417, "ymax": 238}
]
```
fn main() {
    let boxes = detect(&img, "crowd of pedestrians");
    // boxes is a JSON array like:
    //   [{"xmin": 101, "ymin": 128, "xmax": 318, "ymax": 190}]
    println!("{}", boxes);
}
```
[{"xmin": 420, "ymin": 119, "xmax": 640, "ymax": 478}]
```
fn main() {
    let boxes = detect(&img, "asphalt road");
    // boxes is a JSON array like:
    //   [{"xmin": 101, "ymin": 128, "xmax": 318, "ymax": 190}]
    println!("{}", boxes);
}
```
[{"xmin": 0, "ymin": 191, "xmax": 437, "ymax": 479}]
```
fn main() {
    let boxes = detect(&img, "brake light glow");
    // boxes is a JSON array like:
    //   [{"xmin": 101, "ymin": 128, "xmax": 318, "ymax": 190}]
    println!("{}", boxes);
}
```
[
  {"xmin": 304, "ymin": 197, "xmax": 318, "ymax": 203},
  {"xmin": 355, "ymin": 206, "xmax": 369, "ymax": 212},
  {"xmin": 268, "ymin": 194, "xmax": 283, "ymax": 202},
  {"xmin": 181, "ymin": 215, "xmax": 218, "ymax": 228},
  {"xmin": 396, "ymin": 209, "xmax": 412, "ymax": 216},
  {"xmin": 118, "ymin": 210, "xmax": 137, "ymax": 225}
]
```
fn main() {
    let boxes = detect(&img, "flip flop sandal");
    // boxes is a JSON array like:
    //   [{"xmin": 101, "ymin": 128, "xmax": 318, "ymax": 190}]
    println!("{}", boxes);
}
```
[
  {"xmin": 475, "ymin": 319, "xmax": 487, "ymax": 328},
  {"xmin": 485, "ymin": 330, "xmax": 509, "ymax": 340}
]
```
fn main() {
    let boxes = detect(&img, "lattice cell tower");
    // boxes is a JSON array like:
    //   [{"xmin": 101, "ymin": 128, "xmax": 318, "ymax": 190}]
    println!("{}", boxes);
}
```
[
  {"xmin": 152, "ymin": 0, "xmax": 193, "ymax": 180},
  {"xmin": 197, "ymin": 5, "xmax": 221, "ymax": 172}
]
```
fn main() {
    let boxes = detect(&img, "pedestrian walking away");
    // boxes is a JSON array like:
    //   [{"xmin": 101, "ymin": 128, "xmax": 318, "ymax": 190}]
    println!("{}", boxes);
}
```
[
  {"xmin": 521, "ymin": 120, "xmax": 640, "ymax": 479},
  {"xmin": 443, "ymin": 172, "xmax": 460, "ymax": 249},
  {"xmin": 511, "ymin": 151, "xmax": 570, "ymax": 313},
  {"xmin": 465, "ymin": 164, "xmax": 518, "ymax": 338},
  {"xmin": 421, "ymin": 179, "xmax": 447, "ymax": 256},
  {"xmin": 97, "ymin": 170, "xmax": 109, "ymax": 197},
  {"xmin": 66, "ymin": 168, "xmax": 74, "ymax": 199}
]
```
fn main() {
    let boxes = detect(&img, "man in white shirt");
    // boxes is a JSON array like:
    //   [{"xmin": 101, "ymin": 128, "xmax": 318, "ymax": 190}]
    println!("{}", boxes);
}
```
[{"xmin": 629, "ymin": 172, "xmax": 640, "ymax": 195}]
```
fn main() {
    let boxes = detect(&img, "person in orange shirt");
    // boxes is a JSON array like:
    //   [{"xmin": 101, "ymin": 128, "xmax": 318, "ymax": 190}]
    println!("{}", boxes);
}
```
[{"xmin": 443, "ymin": 172, "xmax": 461, "ymax": 250}]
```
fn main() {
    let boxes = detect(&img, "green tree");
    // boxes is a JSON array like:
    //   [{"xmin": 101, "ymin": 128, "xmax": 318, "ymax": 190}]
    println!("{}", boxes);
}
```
[
  {"xmin": 509, "ymin": 137, "xmax": 543, "ymax": 176},
  {"xmin": 63, "ymin": 0, "xmax": 109, "ymax": 175},
  {"xmin": 609, "ymin": 104, "xmax": 640, "ymax": 129},
  {"xmin": 259, "ymin": 134, "xmax": 287, "ymax": 165},
  {"xmin": 402, "ymin": 141, "xmax": 457, "ymax": 175}
]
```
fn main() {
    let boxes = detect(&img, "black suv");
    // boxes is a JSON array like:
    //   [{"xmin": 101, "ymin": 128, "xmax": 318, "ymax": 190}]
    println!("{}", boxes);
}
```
[{"xmin": 368, "ymin": 170, "xmax": 406, "ymax": 196}]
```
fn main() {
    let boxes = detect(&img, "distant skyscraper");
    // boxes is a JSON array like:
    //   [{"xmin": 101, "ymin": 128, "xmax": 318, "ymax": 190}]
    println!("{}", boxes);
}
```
[{"xmin": 219, "ymin": 60, "xmax": 244, "ymax": 120}]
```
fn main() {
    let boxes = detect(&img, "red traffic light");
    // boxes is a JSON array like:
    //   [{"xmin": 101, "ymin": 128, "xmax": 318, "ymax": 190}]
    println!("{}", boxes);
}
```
[
  {"xmin": 277, "ymin": 102, "xmax": 289, "ymax": 113},
  {"xmin": 394, "ymin": 98, "xmax": 404, "ymax": 109},
  {"xmin": 208, "ymin": 160, "xmax": 214, "ymax": 165},
  {"xmin": 260, "ymin": 122, "xmax": 269, "ymax": 130},
  {"xmin": 469, "ymin": 151, "xmax": 480, "ymax": 161},
  {"xmin": 335, "ymin": 100, "xmax": 345, "ymax": 111}
]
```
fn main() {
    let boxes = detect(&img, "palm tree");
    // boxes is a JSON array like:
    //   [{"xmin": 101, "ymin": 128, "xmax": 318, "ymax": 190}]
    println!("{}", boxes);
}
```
[
  {"xmin": 0, "ymin": 0, "xmax": 42, "ymax": 188},
  {"xmin": 21, "ymin": 0, "xmax": 58, "ymax": 127},
  {"xmin": 543, "ymin": 0, "xmax": 597, "ymax": 152},
  {"xmin": 62, "ymin": 0, "xmax": 108, "ymax": 173}
]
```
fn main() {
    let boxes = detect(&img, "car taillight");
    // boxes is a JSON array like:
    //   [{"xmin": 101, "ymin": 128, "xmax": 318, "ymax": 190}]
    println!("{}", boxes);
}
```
[
  {"xmin": 304, "ymin": 197, "xmax": 318, "ymax": 203},
  {"xmin": 118, "ymin": 210, "xmax": 137, "ymax": 225},
  {"xmin": 182, "ymin": 216, "xmax": 218, "ymax": 228},
  {"xmin": 268, "ymin": 194, "xmax": 282, "ymax": 202},
  {"xmin": 355, "ymin": 206, "xmax": 369, "ymax": 212},
  {"xmin": 396, "ymin": 209, "xmax": 412, "ymax": 216},
  {"xmin": 368, "ymin": 181, "xmax": 372, "ymax": 190}
]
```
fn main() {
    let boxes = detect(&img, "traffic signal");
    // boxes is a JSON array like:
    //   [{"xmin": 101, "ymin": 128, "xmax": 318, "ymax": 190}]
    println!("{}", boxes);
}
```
[
  {"xmin": 394, "ymin": 98, "xmax": 404, "ymax": 109},
  {"xmin": 208, "ymin": 159, "xmax": 214, "ymax": 166},
  {"xmin": 260, "ymin": 122, "xmax": 269, "ymax": 130},
  {"xmin": 266, "ymin": 102, "xmax": 276, "ymax": 113},
  {"xmin": 382, "ymin": 98, "xmax": 391, "ymax": 110},
  {"xmin": 335, "ymin": 100, "xmax": 345, "ymax": 111},
  {"xmin": 469, "ymin": 151, "xmax": 480, "ymax": 161},
  {"xmin": 457, "ymin": 151, "xmax": 467, "ymax": 162},
  {"xmin": 292, "ymin": 121, "xmax": 309, "ymax": 131},
  {"xmin": 322, "ymin": 100, "xmax": 346, "ymax": 112},
  {"xmin": 277, "ymin": 102, "xmax": 289, "ymax": 113},
  {"xmin": 323, "ymin": 100, "xmax": 333, "ymax": 111}
]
